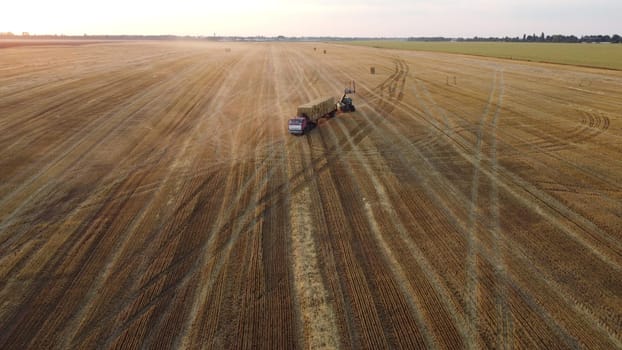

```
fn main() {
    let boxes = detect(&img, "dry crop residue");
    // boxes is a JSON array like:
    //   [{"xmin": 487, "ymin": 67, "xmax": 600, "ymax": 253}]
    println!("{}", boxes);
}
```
[{"xmin": 1, "ymin": 41, "xmax": 621, "ymax": 349}]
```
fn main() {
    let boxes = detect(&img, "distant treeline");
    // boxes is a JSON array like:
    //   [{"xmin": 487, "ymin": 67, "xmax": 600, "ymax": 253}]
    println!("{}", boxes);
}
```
[
  {"xmin": 0, "ymin": 33, "xmax": 193, "ymax": 40},
  {"xmin": 0, "ymin": 33, "xmax": 366, "ymax": 42},
  {"xmin": 1, "ymin": 32, "xmax": 620, "ymax": 43},
  {"xmin": 408, "ymin": 33, "xmax": 622, "ymax": 43}
]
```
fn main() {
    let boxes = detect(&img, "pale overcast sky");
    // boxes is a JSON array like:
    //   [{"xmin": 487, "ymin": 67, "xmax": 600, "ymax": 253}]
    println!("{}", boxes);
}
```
[{"xmin": 2, "ymin": 0, "xmax": 620, "ymax": 37}]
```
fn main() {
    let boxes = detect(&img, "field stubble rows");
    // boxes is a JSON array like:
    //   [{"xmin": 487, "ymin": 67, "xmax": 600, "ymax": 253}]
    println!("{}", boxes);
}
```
[{"xmin": 0, "ymin": 41, "xmax": 621, "ymax": 348}]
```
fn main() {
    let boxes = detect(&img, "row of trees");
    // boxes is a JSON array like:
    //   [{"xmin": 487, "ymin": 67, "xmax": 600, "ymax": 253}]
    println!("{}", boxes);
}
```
[
  {"xmin": 2, "ymin": 32, "xmax": 621, "ymax": 43},
  {"xmin": 0, "ymin": 33, "xmax": 192, "ymax": 40},
  {"xmin": 410, "ymin": 33, "xmax": 621, "ymax": 43}
]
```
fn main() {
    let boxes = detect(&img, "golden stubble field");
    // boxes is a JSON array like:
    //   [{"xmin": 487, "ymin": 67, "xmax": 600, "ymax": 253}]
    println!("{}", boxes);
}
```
[{"xmin": 0, "ymin": 41, "xmax": 621, "ymax": 349}]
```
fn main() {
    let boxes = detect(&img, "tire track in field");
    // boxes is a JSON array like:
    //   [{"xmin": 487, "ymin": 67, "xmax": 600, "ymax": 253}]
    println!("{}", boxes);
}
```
[
  {"xmin": 286, "ymin": 49, "xmax": 368, "ymax": 347},
  {"xmin": 0, "ymin": 68, "xmax": 152, "ymax": 183},
  {"xmin": 293, "ymin": 50, "xmax": 398, "ymax": 348},
  {"xmin": 488, "ymin": 71, "xmax": 513, "ymax": 349},
  {"xmin": 324, "ymin": 58, "xmax": 486, "ymax": 346},
  {"xmin": 394, "ymin": 61, "xmax": 622, "ymax": 344},
  {"xmin": 222, "ymin": 49, "xmax": 282, "ymax": 349},
  {"xmin": 464, "ymin": 70, "xmax": 499, "ymax": 348},
  {"xmin": 413, "ymin": 72, "xmax": 452, "ymax": 132},
  {"xmin": 87, "ymin": 52, "xmax": 255, "ymax": 348},
  {"xmin": 309, "ymin": 132, "xmax": 391, "ymax": 348},
  {"xmin": 6, "ymin": 44, "xmax": 332, "ymax": 348},
  {"xmin": 0, "ymin": 169, "xmax": 153, "ymax": 348},
  {"xmin": 316, "ymin": 53, "xmax": 478, "ymax": 348},
  {"xmin": 499, "ymin": 227, "xmax": 621, "ymax": 349},
  {"xmin": 0, "ymin": 55, "xmax": 206, "ymax": 234},
  {"xmin": 286, "ymin": 53, "xmax": 406, "ymax": 163},
  {"xmin": 471, "ymin": 201, "xmax": 620, "ymax": 349},
  {"xmin": 255, "ymin": 46, "xmax": 298, "ymax": 349},
  {"xmin": 0, "ymin": 49, "xmax": 175, "ymax": 103},
  {"xmin": 405, "ymin": 76, "xmax": 622, "ymax": 200},
  {"xmin": 151, "ymin": 46, "xmax": 620, "ymax": 348},
  {"xmin": 0, "ymin": 50, "xmax": 241, "ymax": 348},
  {"xmin": 476, "ymin": 78, "xmax": 620, "ymax": 188},
  {"xmin": 369, "ymin": 57, "xmax": 408, "ymax": 115},
  {"xmin": 329, "ymin": 120, "xmax": 441, "ymax": 348},
  {"xmin": 328, "ymin": 57, "xmax": 589, "ymax": 346},
  {"xmin": 490, "ymin": 121, "xmax": 622, "ymax": 213},
  {"xmin": 56, "ymin": 56, "xmax": 236, "ymax": 349},
  {"xmin": 327, "ymin": 80, "xmax": 474, "ymax": 348},
  {"xmin": 156, "ymin": 48, "xmax": 288, "ymax": 344},
  {"xmin": 312, "ymin": 59, "xmax": 467, "ymax": 347},
  {"xmin": 0, "ymin": 58, "xmax": 210, "ymax": 253},
  {"xmin": 0, "ymin": 49, "xmax": 241, "ymax": 348},
  {"xmin": 6, "ymin": 44, "xmax": 617, "ymax": 347},
  {"xmin": 452, "ymin": 81, "xmax": 622, "ymax": 190},
  {"xmin": 76, "ymin": 84, "xmax": 225, "ymax": 346},
  {"xmin": 472, "ymin": 163, "xmax": 620, "ymax": 346},
  {"xmin": 302, "ymin": 103, "xmax": 389, "ymax": 348},
  {"xmin": 0, "ymin": 71, "xmax": 185, "ymax": 248},
  {"xmin": 379, "ymin": 130, "xmax": 588, "ymax": 348},
  {"xmin": 349, "ymin": 104, "xmax": 584, "ymax": 348},
  {"xmin": 344, "ymin": 54, "xmax": 622, "ymax": 346},
  {"xmin": 0, "ymin": 52, "xmax": 199, "ymax": 147},
  {"xmin": 276, "ymin": 48, "xmax": 342, "ymax": 349},
  {"xmin": 286, "ymin": 49, "xmax": 355, "ymax": 348},
  {"xmin": 374, "ymin": 57, "xmax": 622, "ymax": 272},
  {"xmin": 380, "ymin": 53, "xmax": 613, "ymax": 189},
  {"xmin": 304, "ymin": 48, "xmax": 396, "ymax": 348},
  {"xmin": 0, "ymin": 51, "xmax": 200, "ymax": 152},
  {"xmin": 524, "ymin": 109, "xmax": 611, "ymax": 152}
]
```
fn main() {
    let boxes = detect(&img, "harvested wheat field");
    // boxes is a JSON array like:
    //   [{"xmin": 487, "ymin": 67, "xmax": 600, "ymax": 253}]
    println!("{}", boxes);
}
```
[{"xmin": 1, "ymin": 41, "xmax": 621, "ymax": 349}]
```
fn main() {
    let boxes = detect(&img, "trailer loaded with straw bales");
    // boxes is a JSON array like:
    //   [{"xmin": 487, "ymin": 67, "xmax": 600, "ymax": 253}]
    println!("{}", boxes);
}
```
[{"xmin": 288, "ymin": 82, "xmax": 356, "ymax": 135}]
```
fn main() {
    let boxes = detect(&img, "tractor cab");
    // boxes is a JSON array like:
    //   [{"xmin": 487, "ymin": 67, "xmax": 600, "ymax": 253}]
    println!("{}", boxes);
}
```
[
  {"xmin": 337, "ymin": 80, "xmax": 356, "ymax": 112},
  {"xmin": 337, "ymin": 95, "xmax": 355, "ymax": 112}
]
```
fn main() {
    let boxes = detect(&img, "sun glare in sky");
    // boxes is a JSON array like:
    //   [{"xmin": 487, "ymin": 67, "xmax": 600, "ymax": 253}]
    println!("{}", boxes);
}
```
[{"xmin": 2, "ymin": 0, "xmax": 621, "ymax": 37}]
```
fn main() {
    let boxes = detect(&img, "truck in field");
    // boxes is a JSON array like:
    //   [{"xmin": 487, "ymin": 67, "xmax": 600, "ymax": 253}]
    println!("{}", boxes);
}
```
[
  {"xmin": 288, "ymin": 96, "xmax": 336, "ymax": 135},
  {"xmin": 288, "ymin": 82, "xmax": 356, "ymax": 135}
]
